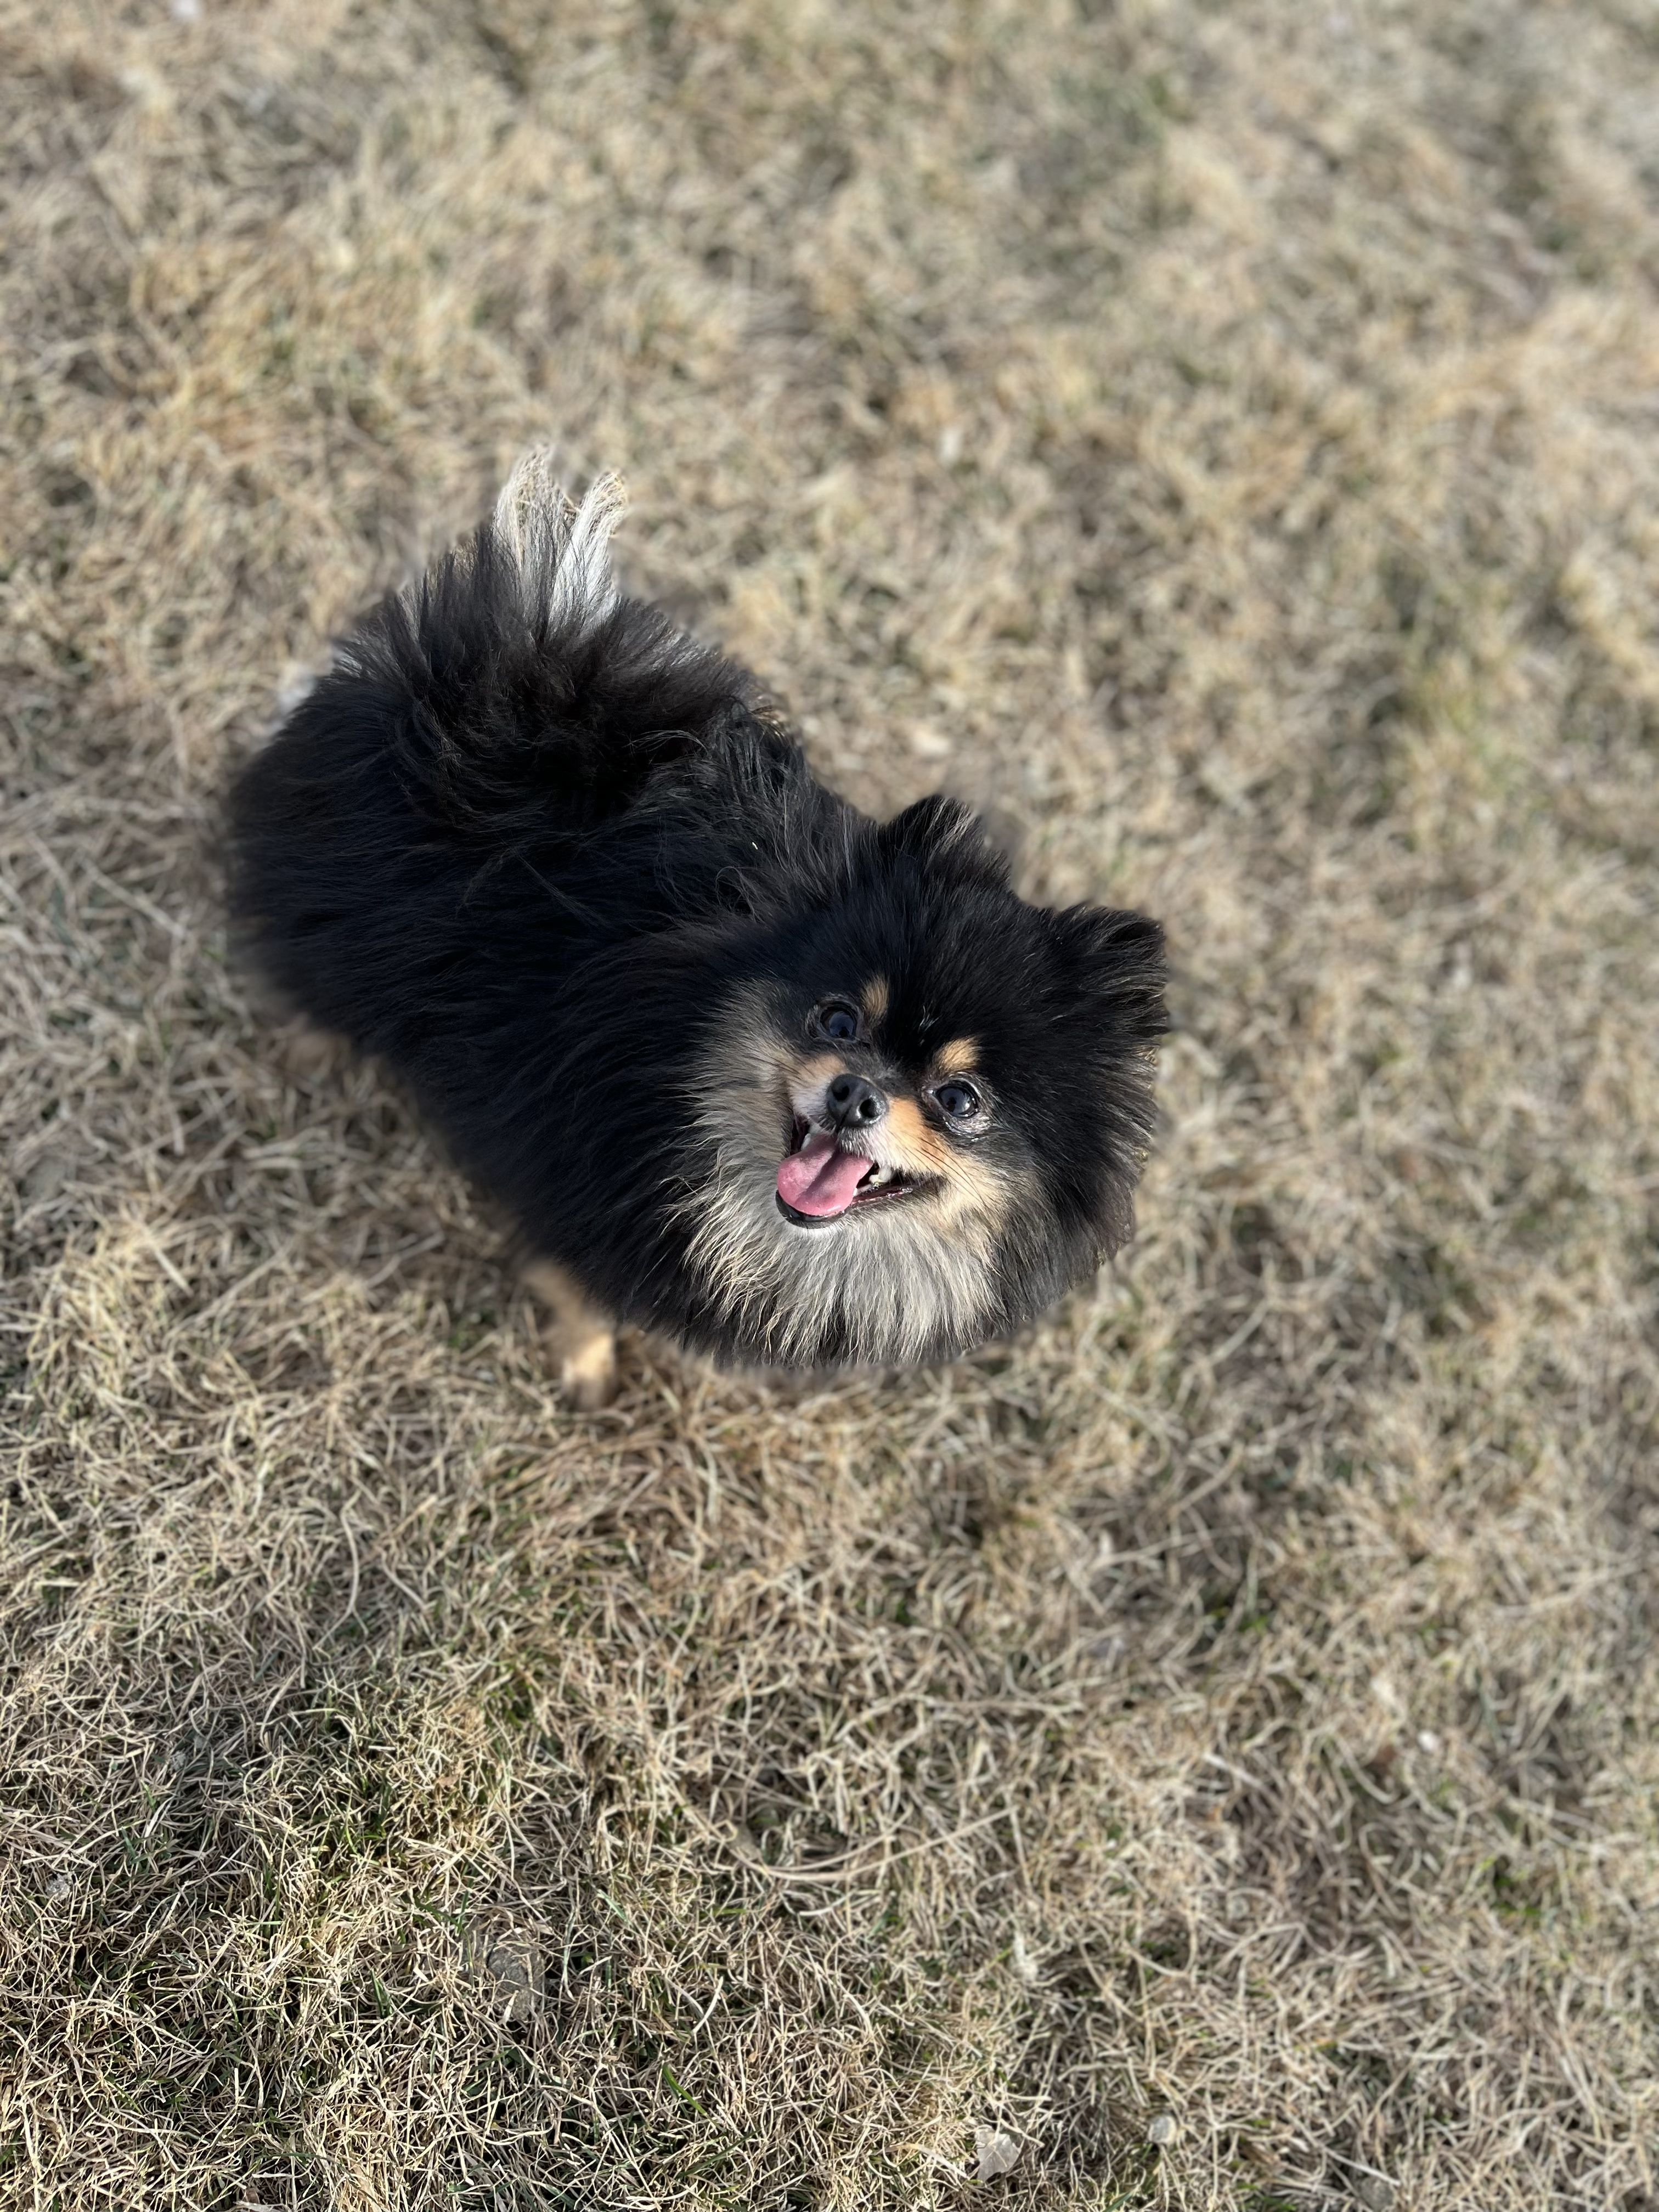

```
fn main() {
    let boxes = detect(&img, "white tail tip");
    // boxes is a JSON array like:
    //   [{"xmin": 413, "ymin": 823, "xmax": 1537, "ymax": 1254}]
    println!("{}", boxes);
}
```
[{"xmin": 491, "ymin": 452, "xmax": 628, "ymax": 635}]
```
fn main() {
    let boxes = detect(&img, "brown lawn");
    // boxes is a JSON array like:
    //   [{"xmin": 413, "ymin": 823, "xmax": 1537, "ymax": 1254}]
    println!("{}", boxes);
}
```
[{"xmin": 3, "ymin": 2, "xmax": 1657, "ymax": 2205}]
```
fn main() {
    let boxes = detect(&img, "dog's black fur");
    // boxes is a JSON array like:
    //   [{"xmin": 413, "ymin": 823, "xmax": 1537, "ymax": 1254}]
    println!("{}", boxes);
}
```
[{"xmin": 229, "ymin": 460, "xmax": 1166, "ymax": 1370}]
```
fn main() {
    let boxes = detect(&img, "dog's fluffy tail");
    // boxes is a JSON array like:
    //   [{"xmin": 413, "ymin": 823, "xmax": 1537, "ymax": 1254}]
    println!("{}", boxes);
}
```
[
  {"xmin": 489, "ymin": 451, "xmax": 628, "ymax": 640},
  {"xmin": 234, "ymin": 449, "xmax": 788, "ymax": 887}
]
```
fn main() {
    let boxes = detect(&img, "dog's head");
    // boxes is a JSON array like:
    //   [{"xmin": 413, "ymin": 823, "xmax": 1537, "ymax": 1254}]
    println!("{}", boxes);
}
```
[{"xmin": 682, "ymin": 796, "xmax": 1166, "ymax": 1367}]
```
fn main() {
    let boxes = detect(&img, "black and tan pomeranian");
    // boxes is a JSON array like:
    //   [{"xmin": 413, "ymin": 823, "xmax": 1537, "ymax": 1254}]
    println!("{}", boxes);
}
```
[{"xmin": 229, "ymin": 455, "xmax": 1165, "ymax": 1403}]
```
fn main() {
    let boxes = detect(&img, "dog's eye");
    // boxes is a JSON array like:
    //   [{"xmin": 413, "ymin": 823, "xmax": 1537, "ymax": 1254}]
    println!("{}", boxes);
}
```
[
  {"xmin": 816, "ymin": 1001, "xmax": 860, "ymax": 1042},
  {"xmin": 934, "ymin": 1081, "xmax": 982, "ymax": 1122}
]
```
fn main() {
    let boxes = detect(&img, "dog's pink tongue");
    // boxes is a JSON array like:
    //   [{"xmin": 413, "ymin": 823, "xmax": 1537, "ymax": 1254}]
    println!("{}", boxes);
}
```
[{"xmin": 776, "ymin": 1131, "xmax": 870, "ymax": 1218}]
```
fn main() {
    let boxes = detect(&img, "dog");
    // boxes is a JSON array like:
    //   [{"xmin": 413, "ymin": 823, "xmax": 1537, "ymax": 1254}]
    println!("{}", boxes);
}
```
[{"xmin": 228, "ymin": 454, "xmax": 1166, "ymax": 1403}]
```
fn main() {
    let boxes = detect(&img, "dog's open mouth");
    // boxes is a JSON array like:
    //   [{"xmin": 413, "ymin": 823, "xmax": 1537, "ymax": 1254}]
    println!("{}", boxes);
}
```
[{"xmin": 776, "ymin": 1121, "xmax": 931, "ymax": 1225}]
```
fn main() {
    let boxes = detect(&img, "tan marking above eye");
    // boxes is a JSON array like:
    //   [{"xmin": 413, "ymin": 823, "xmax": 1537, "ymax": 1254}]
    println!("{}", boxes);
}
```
[
  {"xmin": 933, "ymin": 1037, "xmax": 979, "ymax": 1076},
  {"xmin": 861, "ymin": 975, "xmax": 890, "ymax": 1025}
]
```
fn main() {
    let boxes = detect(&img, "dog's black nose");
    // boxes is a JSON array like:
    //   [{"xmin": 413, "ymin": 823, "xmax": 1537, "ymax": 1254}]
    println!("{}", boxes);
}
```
[{"xmin": 826, "ymin": 1073, "xmax": 887, "ymax": 1128}]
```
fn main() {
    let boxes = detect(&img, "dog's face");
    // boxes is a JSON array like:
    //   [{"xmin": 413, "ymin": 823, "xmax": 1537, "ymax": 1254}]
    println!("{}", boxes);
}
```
[
  {"xmin": 774, "ymin": 991, "xmax": 1014, "ymax": 1236},
  {"xmin": 681, "ymin": 798, "xmax": 1165, "ymax": 1367}
]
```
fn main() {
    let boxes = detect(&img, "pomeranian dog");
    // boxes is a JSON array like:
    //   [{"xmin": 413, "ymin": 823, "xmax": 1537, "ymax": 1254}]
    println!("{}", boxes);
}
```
[{"xmin": 229, "ymin": 455, "xmax": 1165, "ymax": 1403}]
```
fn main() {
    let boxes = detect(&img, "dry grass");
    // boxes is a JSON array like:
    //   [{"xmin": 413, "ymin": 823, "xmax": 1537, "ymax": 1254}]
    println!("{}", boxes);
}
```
[{"xmin": 3, "ymin": 1, "xmax": 1658, "ymax": 2205}]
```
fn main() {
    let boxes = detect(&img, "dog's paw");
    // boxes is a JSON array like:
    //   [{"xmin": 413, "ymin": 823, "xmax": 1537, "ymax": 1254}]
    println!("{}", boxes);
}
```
[
  {"xmin": 522, "ymin": 1258, "xmax": 618, "ymax": 1408},
  {"xmin": 555, "ymin": 1327, "xmax": 618, "ymax": 1410},
  {"xmin": 275, "ymin": 1018, "xmax": 346, "ymax": 1083}
]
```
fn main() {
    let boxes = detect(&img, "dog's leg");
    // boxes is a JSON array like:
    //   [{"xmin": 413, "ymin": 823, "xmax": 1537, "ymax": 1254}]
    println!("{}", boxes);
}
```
[
  {"xmin": 275, "ymin": 1016, "xmax": 347, "ymax": 1082},
  {"xmin": 522, "ymin": 1259, "xmax": 618, "ymax": 1409},
  {"xmin": 235, "ymin": 958, "xmax": 348, "ymax": 1084}
]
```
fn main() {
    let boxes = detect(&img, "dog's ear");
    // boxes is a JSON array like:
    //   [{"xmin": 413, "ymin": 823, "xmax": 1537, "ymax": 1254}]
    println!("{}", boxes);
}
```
[
  {"xmin": 879, "ymin": 793, "xmax": 1010, "ymax": 884},
  {"xmin": 1049, "ymin": 902, "xmax": 1167, "ymax": 1025}
]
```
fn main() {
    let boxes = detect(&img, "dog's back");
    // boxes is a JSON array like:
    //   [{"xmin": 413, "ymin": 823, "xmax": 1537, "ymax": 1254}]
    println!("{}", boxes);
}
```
[{"xmin": 228, "ymin": 461, "xmax": 817, "ymax": 1074}]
